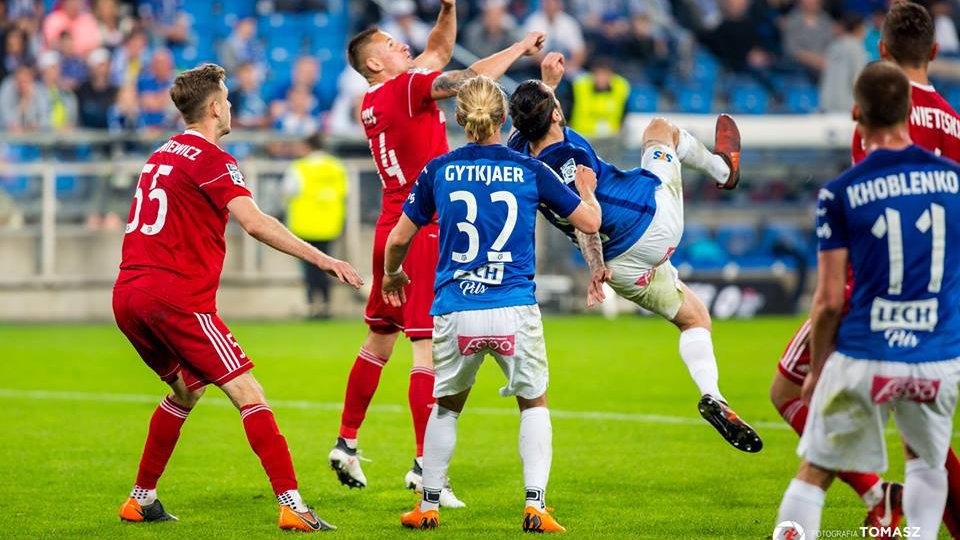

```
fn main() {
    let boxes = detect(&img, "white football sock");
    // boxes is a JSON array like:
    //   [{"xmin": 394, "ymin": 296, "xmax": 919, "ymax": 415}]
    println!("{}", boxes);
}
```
[
  {"xmin": 519, "ymin": 407, "xmax": 552, "ymax": 511},
  {"xmin": 679, "ymin": 327, "xmax": 724, "ymax": 401},
  {"xmin": 861, "ymin": 480, "xmax": 884, "ymax": 508},
  {"xmin": 421, "ymin": 406, "xmax": 459, "ymax": 512},
  {"xmin": 904, "ymin": 458, "xmax": 948, "ymax": 540},
  {"xmin": 677, "ymin": 128, "xmax": 729, "ymax": 185},
  {"xmin": 131, "ymin": 485, "xmax": 157, "ymax": 506},
  {"xmin": 342, "ymin": 437, "xmax": 357, "ymax": 450},
  {"xmin": 776, "ymin": 478, "xmax": 825, "ymax": 539},
  {"xmin": 277, "ymin": 489, "xmax": 308, "ymax": 512}
]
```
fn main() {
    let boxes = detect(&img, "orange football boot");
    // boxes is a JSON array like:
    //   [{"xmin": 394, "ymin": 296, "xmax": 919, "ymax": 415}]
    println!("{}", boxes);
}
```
[
  {"xmin": 401, "ymin": 501, "xmax": 440, "ymax": 530},
  {"xmin": 523, "ymin": 506, "xmax": 566, "ymax": 533},
  {"xmin": 118, "ymin": 497, "xmax": 178, "ymax": 522},
  {"xmin": 713, "ymin": 113, "xmax": 741, "ymax": 190},
  {"xmin": 278, "ymin": 505, "xmax": 336, "ymax": 532}
]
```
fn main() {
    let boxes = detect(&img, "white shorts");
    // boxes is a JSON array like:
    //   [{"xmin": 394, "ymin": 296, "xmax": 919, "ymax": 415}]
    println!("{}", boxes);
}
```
[
  {"xmin": 799, "ymin": 352, "xmax": 960, "ymax": 472},
  {"xmin": 605, "ymin": 143, "xmax": 685, "ymax": 319},
  {"xmin": 431, "ymin": 305, "xmax": 548, "ymax": 400}
]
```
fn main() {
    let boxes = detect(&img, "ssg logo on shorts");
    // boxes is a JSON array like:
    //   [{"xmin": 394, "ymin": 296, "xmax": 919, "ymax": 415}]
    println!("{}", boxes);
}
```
[
  {"xmin": 652, "ymin": 150, "xmax": 674, "ymax": 162},
  {"xmin": 458, "ymin": 335, "xmax": 515, "ymax": 356}
]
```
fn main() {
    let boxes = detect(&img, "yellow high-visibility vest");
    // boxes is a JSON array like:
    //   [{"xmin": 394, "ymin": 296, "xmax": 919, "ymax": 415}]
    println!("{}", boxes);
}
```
[
  {"xmin": 569, "ymin": 74, "xmax": 631, "ymax": 137},
  {"xmin": 286, "ymin": 153, "xmax": 348, "ymax": 241}
]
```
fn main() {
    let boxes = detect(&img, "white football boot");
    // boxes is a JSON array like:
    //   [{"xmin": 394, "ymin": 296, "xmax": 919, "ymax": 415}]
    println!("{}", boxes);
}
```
[
  {"xmin": 328, "ymin": 437, "xmax": 368, "ymax": 489},
  {"xmin": 404, "ymin": 459, "xmax": 466, "ymax": 508}
]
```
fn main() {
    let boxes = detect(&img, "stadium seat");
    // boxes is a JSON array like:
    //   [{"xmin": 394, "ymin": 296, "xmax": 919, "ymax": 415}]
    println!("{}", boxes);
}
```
[
  {"xmin": 728, "ymin": 83, "xmax": 770, "ymax": 115},
  {"xmin": 714, "ymin": 223, "xmax": 759, "ymax": 258},
  {"xmin": 783, "ymin": 82, "xmax": 819, "ymax": 114},
  {"xmin": 220, "ymin": 0, "xmax": 256, "ymax": 18},
  {"xmin": 690, "ymin": 51, "xmax": 720, "ymax": 89},
  {"xmin": 675, "ymin": 86, "xmax": 713, "ymax": 114},
  {"xmin": 627, "ymin": 83, "xmax": 659, "ymax": 113}
]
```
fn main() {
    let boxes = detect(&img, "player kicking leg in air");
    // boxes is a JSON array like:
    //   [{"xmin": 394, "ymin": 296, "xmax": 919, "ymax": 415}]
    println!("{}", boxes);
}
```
[
  {"xmin": 775, "ymin": 4, "xmax": 960, "ymax": 536},
  {"xmin": 383, "ymin": 77, "xmax": 601, "ymax": 532},
  {"xmin": 507, "ymin": 54, "xmax": 761, "ymax": 453},
  {"xmin": 330, "ymin": 0, "xmax": 545, "ymax": 505},
  {"xmin": 113, "ymin": 63, "xmax": 363, "ymax": 531}
]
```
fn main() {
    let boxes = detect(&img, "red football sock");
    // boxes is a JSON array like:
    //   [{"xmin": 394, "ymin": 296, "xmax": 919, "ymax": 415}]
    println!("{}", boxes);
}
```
[
  {"xmin": 339, "ymin": 348, "xmax": 388, "ymax": 440},
  {"xmin": 135, "ymin": 396, "xmax": 191, "ymax": 490},
  {"xmin": 777, "ymin": 397, "xmax": 880, "ymax": 498},
  {"xmin": 240, "ymin": 403, "xmax": 298, "ymax": 495},
  {"xmin": 409, "ymin": 367, "xmax": 436, "ymax": 457},
  {"xmin": 776, "ymin": 397, "xmax": 808, "ymax": 436},
  {"xmin": 943, "ymin": 448, "xmax": 960, "ymax": 537}
]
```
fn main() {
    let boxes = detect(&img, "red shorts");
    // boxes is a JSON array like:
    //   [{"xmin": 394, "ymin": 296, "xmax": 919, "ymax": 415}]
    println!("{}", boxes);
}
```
[
  {"xmin": 113, "ymin": 286, "xmax": 253, "ymax": 390},
  {"xmin": 365, "ymin": 222, "xmax": 438, "ymax": 340},
  {"xmin": 777, "ymin": 318, "xmax": 811, "ymax": 385}
]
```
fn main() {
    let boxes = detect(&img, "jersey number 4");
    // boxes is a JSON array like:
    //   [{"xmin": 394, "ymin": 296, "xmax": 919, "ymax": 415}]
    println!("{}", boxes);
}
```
[
  {"xmin": 126, "ymin": 164, "xmax": 172, "ymax": 236},
  {"xmin": 449, "ymin": 190, "xmax": 517, "ymax": 264},
  {"xmin": 872, "ymin": 203, "xmax": 945, "ymax": 295}
]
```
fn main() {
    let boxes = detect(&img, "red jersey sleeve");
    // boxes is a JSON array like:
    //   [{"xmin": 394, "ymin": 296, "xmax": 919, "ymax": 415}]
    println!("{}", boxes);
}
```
[
  {"xmin": 195, "ymin": 153, "xmax": 252, "ymax": 210},
  {"xmin": 401, "ymin": 69, "xmax": 442, "ymax": 116}
]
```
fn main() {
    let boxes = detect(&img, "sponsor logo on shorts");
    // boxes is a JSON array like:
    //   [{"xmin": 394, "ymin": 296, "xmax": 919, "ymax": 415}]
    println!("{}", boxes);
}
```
[
  {"xmin": 651, "ymin": 150, "xmax": 674, "ymax": 162},
  {"xmin": 458, "ymin": 335, "xmax": 515, "ymax": 356},
  {"xmin": 871, "ymin": 376, "xmax": 941, "ymax": 404},
  {"xmin": 870, "ymin": 298, "xmax": 938, "ymax": 332}
]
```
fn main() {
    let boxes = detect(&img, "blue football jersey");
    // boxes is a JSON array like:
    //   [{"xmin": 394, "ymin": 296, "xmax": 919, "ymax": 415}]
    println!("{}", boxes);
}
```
[
  {"xmin": 404, "ymin": 143, "xmax": 582, "ymax": 316},
  {"xmin": 508, "ymin": 128, "xmax": 660, "ymax": 259},
  {"xmin": 818, "ymin": 145, "xmax": 960, "ymax": 363}
]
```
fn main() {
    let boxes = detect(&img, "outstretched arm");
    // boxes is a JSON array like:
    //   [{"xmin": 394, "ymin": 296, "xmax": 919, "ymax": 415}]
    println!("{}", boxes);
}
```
[
  {"xmin": 429, "ymin": 31, "xmax": 545, "ymax": 100},
  {"xmin": 413, "ymin": 0, "xmax": 457, "ymax": 71},
  {"xmin": 227, "ymin": 196, "xmax": 363, "ymax": 288}
]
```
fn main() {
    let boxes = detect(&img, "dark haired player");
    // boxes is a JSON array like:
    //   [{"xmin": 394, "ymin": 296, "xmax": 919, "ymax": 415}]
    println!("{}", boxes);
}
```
[
  {"xmin": 329, "ymin": 0, "xmax": 545, "ymax": 505},
  {"xmin": 775, "ymin": 60, "xmax": 960, "ymax": 540},
  {"xmin": 114, "ymin": 64, "xmax": 362, "ymax": 531},
  {"xmin": 771, "ymin": 3, "xmax": 960, "ymax": 535},
  {"xmin": 507, "ymin": 52, "xmax": 762, "ymax": 453}
]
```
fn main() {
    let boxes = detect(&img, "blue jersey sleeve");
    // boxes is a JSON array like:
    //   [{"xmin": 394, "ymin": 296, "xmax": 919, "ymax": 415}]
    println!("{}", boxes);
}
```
[
  {"xmin": 535, "ymin": 161, "xmax": 582, "ymax": 218},
  {"xmin": 402, "ymin": 165, "xmax": 437, "ymax": 227},
  {"xmin": 507, "ymin": 130, "xmax": 527, "ymax": 152},
  {"xmin": 816, "ymin": 182, "xmax": 848, "ymax": 251}
]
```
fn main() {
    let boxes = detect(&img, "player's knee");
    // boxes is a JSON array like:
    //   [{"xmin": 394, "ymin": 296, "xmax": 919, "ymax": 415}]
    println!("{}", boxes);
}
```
[
  {"xmin": 517, "ymin": 393, "xmax": 547, "ymax": 411},
  {"xmin": 220, "ymin": 372, "xmax": 267, "ymax": 409},
  {"xmin": 364, "ymin": 330, "xmax": 398, "ymax": 359},
  {"xmin": 643, "ymin": 117, "xmax": 679, "ymax": 148},
  {"xmin": 171, "ymin": 386, "xmax": 205, "ymax": 409}
]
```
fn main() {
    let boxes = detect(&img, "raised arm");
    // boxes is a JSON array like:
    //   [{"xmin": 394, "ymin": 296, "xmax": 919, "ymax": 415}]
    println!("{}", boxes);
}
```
[
  {"xmin": 540, "ymin": 52, "xmax": 565, "ymax": 91},
  {"xmin": 227, "ymin": 196, "xmax": 363, "ymax": 288},
  {"xmin": 429, "ymin": 31, "xmax": 545, "ymax": 100},
  {"xmin": 413, "ymin": 0, "xmax": 457, "ymax": 71}
]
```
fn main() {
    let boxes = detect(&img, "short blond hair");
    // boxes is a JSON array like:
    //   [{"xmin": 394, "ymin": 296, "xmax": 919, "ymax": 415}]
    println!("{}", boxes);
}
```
[{"xmin": 455, "ymin": 76, "xmax": 507, "ymax": 142}]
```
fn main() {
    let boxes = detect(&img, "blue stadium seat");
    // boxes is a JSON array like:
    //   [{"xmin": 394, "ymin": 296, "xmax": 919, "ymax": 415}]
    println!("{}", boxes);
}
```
[
  {"xmin": 714, "ymin": 223, "xmax": 759, "ymax": 258},
  {"xmin": 783, "ymin": 83, "xmax": 819, "ymax": 114},
  {"xmin": 675, "ymin": 86, "xmax": 712, "ymax": 114},
  {"xmin": 0, "ymin": 176, "xmax": 34, "ymax": 200},
  {"xmin": 627, "ymin": 83, "xmax": 658, "ymax": 113},
  {"xmin": 943, "ymin": 85, "xmax": 960, "ymax": 111},
  {"xmin": 729, "ymin": 83, "xmax": 770, "ymax": 115},
  {"xmin": 690, "ymin": 51, "xmax": 719, "ymax": 89},
  {"xmin": 221, "ymin": 0, "xmax": 256, "ymax": 18},
  {"xmin": 760, "ymin": 222, "xmax": 808, "ymax": 253}
]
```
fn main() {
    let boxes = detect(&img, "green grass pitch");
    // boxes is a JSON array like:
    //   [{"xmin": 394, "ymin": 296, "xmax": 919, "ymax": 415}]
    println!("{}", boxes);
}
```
[{"xmin": 0, "ymin": 316, "xmax": 951, "ymax": 538}]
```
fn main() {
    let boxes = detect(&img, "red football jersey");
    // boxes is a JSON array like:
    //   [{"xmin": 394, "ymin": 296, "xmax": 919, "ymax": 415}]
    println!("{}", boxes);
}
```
[
  {"xmin": 116, "ymin": 130, "xmax": 252, "ymax": 312},
  {"xmin": 360, "ymin": 69, "xmax": 449, "ymax": 227},
  {"xmin": 852, "ymin": 82, "xmax": 960, "ymax": 164}
]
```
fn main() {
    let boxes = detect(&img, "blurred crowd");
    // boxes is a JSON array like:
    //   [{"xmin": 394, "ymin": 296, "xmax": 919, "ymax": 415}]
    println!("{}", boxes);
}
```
[{"xmin": 2, "ymin": 0, "xmax": 959, "ymax": 140}]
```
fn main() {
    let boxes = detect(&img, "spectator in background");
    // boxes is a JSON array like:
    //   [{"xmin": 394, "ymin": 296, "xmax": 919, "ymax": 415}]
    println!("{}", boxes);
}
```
[
  {"xmin": 283, "ymin": 132, "xmax": 348, "ymax": 319},
  {"xmin": 932, "ymin": 0, "xmax": 960, "ymax": 56},
  {"xmin": 569, "ymin": 57, "xmax": 630, "ymax": 137},
  {"xmin": 57, "ymin": 32, "xmax": 88, "ymax": 90},
  {"xmin": 523, "ymin": 0, "xmax": 587, "ymax": 74},
  {"xmin": 269, "ymin": 55, "xmax": 322, "ymax": 119},
  {"xmin": 110, "ymin": 29, "xmax": 148, "ymax": 86},
  {"xmin": 220, "ymin": 17, "xmax": 265, "ymax": 73},
  {"xmin": 228, "ymin": 61, "xmax": 268, "ymax": 129},
  {"xmin": 138, "ymin": 0, "xmax": 191, "ymax": 46},
  {"xmin": 819, "ymin": 13, "xmax": 867, "ymax": 113},
  {"xmin": 76, "ymin": 47, "xmax": 117, "ymax": 128},
  {"xmin": 94, "ymin": 0, "xmax": 133, "ymax": 51},
  {"xmin": 782, "ymin": 0, "xmax": 834, "ymax": 81},
  {"xmin": 327, "ymin": 66, "xmax": 368, "ymax": 138},
  {"xmin": 0, "ymin": 64, "xmax": 49, "ymax": 131},
  {"xmin": 107, "ymin": 83, "xmax": 144, "ymax": 133},
  {"xmin": 42, "ymin": 0, "xmax": 102, "ymax": 57},
  {"xmin": 463, "ymin": 0, "xmax": 525, "ymax": 73},
  {"xmin": 275, "ymin": 86, "xmax": 319, "ymax": 135},
  {"xmin": 698, "ymin": 0, "xmax": 774, "ymax": 74},
  {"xmin": 1, "ymin": 28, "xmax": 34, "ymax": 82},
  {"xmin": 380, "ymin": 0, "xmax": 431, "ymax": 56},
  {"xmin": 38, "ymin": 51, "xmax": 78, "ymax": 130},
  {"xmin": 137, "ymin": 48, "xmax": 175, "ymax": 130}
]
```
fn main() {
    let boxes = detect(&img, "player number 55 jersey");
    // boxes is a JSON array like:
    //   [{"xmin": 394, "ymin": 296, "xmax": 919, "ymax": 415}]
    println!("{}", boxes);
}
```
[
  {"xmin": 403, "ymin": 143, "xmax": 582, "ymax": 316},
  {"xmin": 817, "ymin": 145, "xmax": 960, "ymax": 362}
]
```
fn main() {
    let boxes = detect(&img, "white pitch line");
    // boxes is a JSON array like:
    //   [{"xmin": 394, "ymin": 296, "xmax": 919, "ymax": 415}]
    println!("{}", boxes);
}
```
[{"xmin": 0, "ymin": 388, "xmax": 955, "ymax": 439}]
